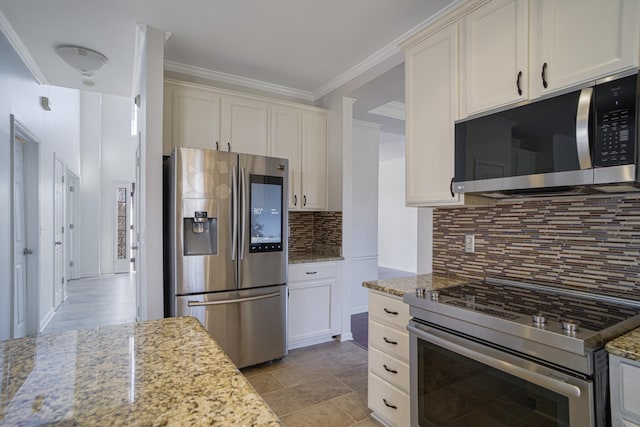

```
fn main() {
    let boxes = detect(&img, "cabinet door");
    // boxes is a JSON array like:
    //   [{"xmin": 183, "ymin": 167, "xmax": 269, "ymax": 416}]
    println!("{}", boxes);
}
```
[
  {"xmin": 172, "ymin": 86, "xmax": 221, "ymax": 150},
  {"xmin": 270, "ymin": 105, "xmax": 301, "ymax": 209},
  {"xmin": 288, "ymin": 278, "xmax": 335, "ymax": 345},
  {"xmin": 460, "ymin": 0, "xmax": 528, "ymax": 117},
  {"xmin": 300, "ymin": 111, "xmax": 327, "ymax": 210},
  {"xmin": 405, "ymin": 25, "xmax": 462, "ymax": 206},
  {"xmin": 531, "ymin": 0, "xmax": 640, "ymax": 98},
  {"xmin": 221, "ymin": 95, "xmax": 268, "ymax": 155}
]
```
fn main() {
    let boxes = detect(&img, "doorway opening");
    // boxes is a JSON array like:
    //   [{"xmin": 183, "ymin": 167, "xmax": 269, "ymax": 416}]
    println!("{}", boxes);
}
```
[{"xmin": 11, "ymin": 115, "xmax": 40, "ymax": 339}]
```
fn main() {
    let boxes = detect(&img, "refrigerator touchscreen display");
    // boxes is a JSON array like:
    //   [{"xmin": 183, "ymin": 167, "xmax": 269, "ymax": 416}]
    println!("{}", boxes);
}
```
[{"xmin": 250, "ymin": 175, "xmax": 283, "ymax": 252}]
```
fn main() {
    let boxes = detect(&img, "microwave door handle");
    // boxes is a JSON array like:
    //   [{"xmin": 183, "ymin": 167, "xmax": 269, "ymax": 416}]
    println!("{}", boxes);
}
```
[
  {"xmin": 576, "ymin": 87, "xmax": 593, "ymax": 169},
  {"xmin": 240, "ymin": 166, "xmax": 247, "ymax": 260},
  {"xmin": 231, "ymin": 166, "xmax": 238, "ymax": 261}
]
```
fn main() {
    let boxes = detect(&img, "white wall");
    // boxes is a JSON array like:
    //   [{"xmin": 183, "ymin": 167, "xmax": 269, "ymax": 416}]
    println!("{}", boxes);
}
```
[
  {"xmin": 351, "ymin": 121, "xmax": 380, "ymax": 314},
  {"xmin": 378, "ymin": 133, "xmax": 418, "ymax": 272},
  {"xmin": 0, "ymin": 31, "xmax": 81, "ymax": 338},
  {"xmin": 99, "ymin": 95, "xmax": 136, "ymax": 274},
  {"xmin": 79, "ymin": 92, "xmax": 102, "ymax": 277}
]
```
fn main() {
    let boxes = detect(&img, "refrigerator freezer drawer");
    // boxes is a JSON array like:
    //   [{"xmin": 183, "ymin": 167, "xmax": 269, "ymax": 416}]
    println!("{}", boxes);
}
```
[{"xmin": 175, "ymin": 285, "xmax": 287, "ymax": 368}]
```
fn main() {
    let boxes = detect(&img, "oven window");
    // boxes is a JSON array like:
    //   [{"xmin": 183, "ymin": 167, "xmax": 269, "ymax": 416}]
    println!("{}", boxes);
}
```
[{"xmin": 417, "ymin": 339, "xmax": 570, "ymax": 427}]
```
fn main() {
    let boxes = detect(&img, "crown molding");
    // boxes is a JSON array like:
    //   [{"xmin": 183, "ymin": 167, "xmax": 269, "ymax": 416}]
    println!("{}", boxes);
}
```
[
  {"xmin": 353, "ymin": 119, "xmax": 382, "ymax": 130},
  {"xmin": 313, "ymin": 0, "xmax": 467, "ymax": 100},
  {"xmin": 164, "ymin": 60, "xmax": 315, "ymax": 102},
  {"xmin": 0, "ymin": 10, "xmax": 48, "ymax": 85}
]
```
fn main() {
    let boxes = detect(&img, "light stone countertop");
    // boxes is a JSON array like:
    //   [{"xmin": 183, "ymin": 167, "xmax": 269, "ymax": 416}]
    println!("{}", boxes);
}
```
[
  {"xmin": 289, "ymin": 254, "xmax": 344, "ymax": 264},
  {"xmin": 362, "ymin": 273, "xmax": 468, "ymax": 297},
  {"xmin": 0, "ymin": 317, "xmax": 281, "ymax": 426},
  {"xmin": 606, "ymin": 327, "xmax": 640, "ymax": 362}
]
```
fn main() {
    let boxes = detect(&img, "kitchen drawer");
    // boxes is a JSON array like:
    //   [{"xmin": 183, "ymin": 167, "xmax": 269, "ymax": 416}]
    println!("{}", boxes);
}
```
[
  {"xmin": 289, "ymin": 262, "xmax": 335, "ymax": 282},
  {"xmin": 369, "ymin": 319, "xmax": 409, "ymax": 362},
  {"xmin": 369, "ymin": 291, "xmax": 410, "ymax": 330},
  {"xmin": 369, "ymin": 345, "xmax": 409, "ymax": 393},
  {"xmin": 368, "ymin": 371, "xmax": 410, "ymax": 427}
]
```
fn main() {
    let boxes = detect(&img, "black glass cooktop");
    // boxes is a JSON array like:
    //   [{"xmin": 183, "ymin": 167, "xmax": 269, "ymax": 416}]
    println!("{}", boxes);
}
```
[{"xmin": 436, "ymin": 280, "xmax": 640, "ymax": 332}]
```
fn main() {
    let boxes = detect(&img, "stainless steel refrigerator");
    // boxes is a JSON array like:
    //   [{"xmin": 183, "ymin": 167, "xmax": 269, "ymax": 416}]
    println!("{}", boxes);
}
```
[{"xmin": 165, "ymin": 147, "xmax": 288, "ymax": 368}]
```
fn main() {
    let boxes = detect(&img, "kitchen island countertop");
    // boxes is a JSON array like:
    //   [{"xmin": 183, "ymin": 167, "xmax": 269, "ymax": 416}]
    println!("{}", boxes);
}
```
[
  {"xmin": 0, "ymin": 317, "xmax": 281, "ymax": 426},
  {"xmin": 606, "ymin": 327, "xmax": 640, "ymax": 362},
  {"xmin": 362, "ymin": 273, "xmax": 468, "ymax": 297}
]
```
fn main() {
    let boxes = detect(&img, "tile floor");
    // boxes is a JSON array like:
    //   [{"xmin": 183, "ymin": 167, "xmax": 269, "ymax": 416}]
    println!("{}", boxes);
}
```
[
  {"xmin": 42, "ymin": 273, "xmax": 137, "ymax": 334},
  {"xmin": 241, "ymin": 340, "xmax": 382, "ymax": 427}
]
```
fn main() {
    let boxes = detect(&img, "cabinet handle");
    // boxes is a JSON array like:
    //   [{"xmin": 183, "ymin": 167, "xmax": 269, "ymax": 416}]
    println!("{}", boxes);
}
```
[
  {"xmin": 541, "ymin": 62, "xmax": 548, "ymax": 89},
  {"xmin": 383, "ymin": 337, "xmax": 398, "ymax": 345},
  {"xmin": 449, "ymin": 177, "xmax": 455, "ymax": 198},
  {"xmin": 516, "ymin": 71, "xmax": 523, "ymax": 96},
  {"xmin": 303, "ymin": 195, "xmax": 307, "ymax": 206},
  {"xmin": 382, "ymin": 398, "xmax": 397, "ymax": 410},
  {"xmin": 227, "ymin": 142, "xmax": 231, "ymax": 151},
  {"xmin": 294, "ymin": 195, "xmax": 297, "ymax": 206},
  {"xmin": 383, "ymin": 308, "xmax": 398, "ymax": 316},
  {"xmin": 216, "ymin": 141, "xmax": 219, "ymax": 151},
  {"xmin": 383, "ymin": 364, "xmax": 398, "ymax": 374},
  {"xmin": 306, "ymin": 271, "xmax": 317, "ymax": 275}
]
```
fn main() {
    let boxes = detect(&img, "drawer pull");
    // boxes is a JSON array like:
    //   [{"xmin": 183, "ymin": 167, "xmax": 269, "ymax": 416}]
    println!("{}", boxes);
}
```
[
  {"xmin": 383, "ymin": 337, "xmax": 398, "ymax": 345},
  {"xmin": 383, "ymin": 398, "xmax": 397, "ymax": 410},
  {"xmin": 383, "ymin": 364, "xmax": 398, "ymax": 374},
  {"xmin": 306, "ymin": 271, "xmax": 317, "ymax": 275},
  {"xmin": 383, "ymin": 308, "xmax": 398, "ymax": 315}
]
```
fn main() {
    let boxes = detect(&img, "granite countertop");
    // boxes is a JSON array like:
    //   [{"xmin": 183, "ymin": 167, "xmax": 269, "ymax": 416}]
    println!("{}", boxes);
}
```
[
  {"xmin": 289, "ymin": 253, "xmax": 344, "ymax": 264},
  {"xmin": 362, "ymin": 273, "xmax": 468, "ymax": 297},
  {"xmin": 0, "ymin": 317, "xmax": 281, "ymax": 426},
  {"xmin": 606, "ymin": 327, "xmax": 640, "ymax": 363}
]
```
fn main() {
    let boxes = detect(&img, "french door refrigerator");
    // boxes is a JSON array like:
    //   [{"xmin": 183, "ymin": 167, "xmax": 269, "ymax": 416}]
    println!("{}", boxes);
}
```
[{"xmin": 165, "ymin": 147, "xmax": 288, "ymax": 368}]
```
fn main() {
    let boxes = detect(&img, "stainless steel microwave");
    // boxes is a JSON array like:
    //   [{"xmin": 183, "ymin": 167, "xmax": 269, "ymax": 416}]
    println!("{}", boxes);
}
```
[{"xmin": 453, "ymin": 71, "xmax": 639, "ymax": 198}]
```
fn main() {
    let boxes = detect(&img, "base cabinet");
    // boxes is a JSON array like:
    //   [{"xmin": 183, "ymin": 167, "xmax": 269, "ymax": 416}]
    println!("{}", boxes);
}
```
[
  {"xmin": 368, "ymin": 291, "xmax": 410, "ymax": 427},
  {"xmin": 610, "ymin": 354, "xmax": 640, "ymax": 426},
  {"xmin": 288, "ymin": 262, "xmax": 340, "ymax": 349}
]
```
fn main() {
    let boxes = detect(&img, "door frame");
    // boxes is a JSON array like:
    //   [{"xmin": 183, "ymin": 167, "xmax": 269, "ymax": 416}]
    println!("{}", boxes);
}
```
[
  {"xmin": 66, "ymin": 169, "xmax": 80, "ymax": 283},
  {"xmin": 53, "ymin": 153, "xmax": 65, "ymax": 309},
  {"xmin": 10, "ymin": 115, "xmax": 40, "ymax": 337}
]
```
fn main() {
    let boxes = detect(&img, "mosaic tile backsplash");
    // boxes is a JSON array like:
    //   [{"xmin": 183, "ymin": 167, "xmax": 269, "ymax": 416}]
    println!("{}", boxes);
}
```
[
  {"xmin": 288, "ymin": 211, "xmax": 342, "ymax": 258},
  {"xmin": 432, "ymin": 195, "xmax": 640, "ymax": 298}
]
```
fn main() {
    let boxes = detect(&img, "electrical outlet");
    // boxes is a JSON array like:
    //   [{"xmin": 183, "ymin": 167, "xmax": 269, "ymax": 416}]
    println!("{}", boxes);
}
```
[{"xmin": 464, "ymin": 234, "xmax": 475, "ymax": 253}]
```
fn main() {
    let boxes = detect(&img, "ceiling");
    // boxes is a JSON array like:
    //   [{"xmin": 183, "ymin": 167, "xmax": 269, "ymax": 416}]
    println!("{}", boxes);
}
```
[{"xmin": 0, "ymin": 0, "xmax": 455, "ymax": 130}]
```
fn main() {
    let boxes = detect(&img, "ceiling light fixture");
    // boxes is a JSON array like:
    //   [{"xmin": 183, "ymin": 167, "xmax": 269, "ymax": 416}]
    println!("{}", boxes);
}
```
[{"xmin": 55, "ymin": 45, "xmax": 108, "ymax": 79}]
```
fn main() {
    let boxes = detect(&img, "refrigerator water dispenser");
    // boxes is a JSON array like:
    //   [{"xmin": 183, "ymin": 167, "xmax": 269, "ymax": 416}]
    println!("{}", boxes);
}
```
[{"xmin": 183, "ymin": 211, "xmax": 218, "ymax": 256}]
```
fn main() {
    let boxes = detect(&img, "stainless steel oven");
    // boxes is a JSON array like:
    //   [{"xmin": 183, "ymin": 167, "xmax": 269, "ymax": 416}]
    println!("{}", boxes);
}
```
[
  {"xmin": 408, "ymin": 320, "xmax": 593, "ymax": 427},
  {"xmin": 404, "ymin": 278, "xmax": 640, "ymax": 427}
]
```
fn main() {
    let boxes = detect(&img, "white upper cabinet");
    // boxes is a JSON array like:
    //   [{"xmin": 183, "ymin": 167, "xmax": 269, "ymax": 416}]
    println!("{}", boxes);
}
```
[
  {"xmin": 460, "ymin": 0, "xmax": 528, "ymax": 117},
  {"xmin": 221, "ymin": 95, "xmax": 269, "ymax": 156},
  {"xmin": 171, "ymin": 85, "xmax": 222, "ymax": 151},
  {"xmin": 530, "ymin": 0, "xmax": 640, "ymax": 98},
  {"xmin": 405, "ymin": 25, "xmax": 462, "ymax": 206},
  {"xmin": 300, "ymin": 111, "xmax": 328, "ymax": 210},
  {"xmin": 270, "ymin": 104, "xmax": 301, "ymax": 209}
]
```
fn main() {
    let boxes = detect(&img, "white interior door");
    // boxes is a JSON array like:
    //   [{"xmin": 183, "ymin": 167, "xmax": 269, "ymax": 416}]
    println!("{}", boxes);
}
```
[
  {"xmin": 13, "ymin": 139, "xmax": 27, "ymax": 338},
  {"xmin": 113, "ymin": 181, "xmax": 132, "ymax": 273},
  {"xmin": 54, "ymin": 155, "xmax": 65, "ymax": 309}
]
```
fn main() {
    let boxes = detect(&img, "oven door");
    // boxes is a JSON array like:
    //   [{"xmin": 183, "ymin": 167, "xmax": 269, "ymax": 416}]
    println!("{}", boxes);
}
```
[{"xmin": 408, "ymin": 320, "xmax": 594, "ymax": 427}]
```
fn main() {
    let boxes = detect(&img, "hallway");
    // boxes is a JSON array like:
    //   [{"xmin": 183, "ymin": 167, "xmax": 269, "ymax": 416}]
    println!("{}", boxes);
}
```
[{"xmin": 42, "ymin": 274, "xmax": 137, "ymax": 334}]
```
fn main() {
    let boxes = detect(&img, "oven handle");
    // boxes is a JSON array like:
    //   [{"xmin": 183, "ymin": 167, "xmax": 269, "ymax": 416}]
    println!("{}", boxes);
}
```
[{"xmin": 407, "ymin": 325, "xmax": 582, "ymax": 398}]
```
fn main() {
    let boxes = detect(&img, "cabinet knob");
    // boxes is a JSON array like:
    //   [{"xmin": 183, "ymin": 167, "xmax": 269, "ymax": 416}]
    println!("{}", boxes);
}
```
[
  {"xmin": 516, "ymin": 71, "xmax": 523, "ymax": 96},
  {"xmin": 541, "ymin": 62, "xmax": 548, "ymax": 89},
  {"xmin": 294, "ymin": 195, "xmax": 297, "ymax": 206},
  {"xmin": 303, "ymin": 195, "xmax": 307, "ymax": 206},
  {"xmin": 383, "ymin": 364, "xmax": 398, "ymax": 374},
  {"xmin": 449, "ymin": 177, "xmax": 455, "ymax": 198},
  {"xmin": 383, "ymin": 337, "xmax": 398, "ymax": 345},
  {"xmin": 227, "ymin": 142, "xmax": 231, "ymax": 151},
  {"xmin": 383, "ymin": 308, "xmax": 398, "ymax": 315},
  {"xmin": 383, "ymin": 398, "xmax": 398, "ymax": 410},
  {"xmin": 215, "ymin": 141, "xmax": 219, "ymax": 151}
]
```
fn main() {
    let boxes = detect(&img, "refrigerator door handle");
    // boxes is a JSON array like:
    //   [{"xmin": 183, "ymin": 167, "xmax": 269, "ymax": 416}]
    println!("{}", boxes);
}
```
[
  {"xmin": 231, "ymin": 166, "xmax": 238, "ymax": 261},
  {"xmin": 187, "ymin": 291, "xmax": 280, "ymax": 307},
  {"xmin": 240, "ymin": 166, "xmax": 247, "ymax": 260}
]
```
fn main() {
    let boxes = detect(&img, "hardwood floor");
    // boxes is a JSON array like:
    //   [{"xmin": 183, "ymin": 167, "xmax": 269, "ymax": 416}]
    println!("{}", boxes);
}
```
[{"xmin": 42, "ymin": 273, "xmax": 137, "ymax": 334}]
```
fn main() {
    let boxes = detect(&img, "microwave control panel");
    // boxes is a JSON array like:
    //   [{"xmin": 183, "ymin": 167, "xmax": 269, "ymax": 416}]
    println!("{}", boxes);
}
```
[{"xmin": 594, "ymin": 74, "xmax": 637, "ymax": 167}]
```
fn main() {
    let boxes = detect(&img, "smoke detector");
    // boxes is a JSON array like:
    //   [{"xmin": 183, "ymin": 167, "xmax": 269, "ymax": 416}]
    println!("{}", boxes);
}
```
[{"xmin": 55, "ymin": 45, "xmax": 108, "ymax": 79}]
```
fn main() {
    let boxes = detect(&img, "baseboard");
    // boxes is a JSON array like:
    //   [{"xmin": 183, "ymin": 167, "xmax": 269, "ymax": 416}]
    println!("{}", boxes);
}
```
[
  {"xmin": 351, "ymin": 305, "xmax": 368, "ymax": 315},
  {"xmin": 39, "ymin": 308, "xmax": 55, "ymax": 332},
  {"xmin": 78, "ymin": 272, "xmax": 101, "ymax": 279},
  {"xmin": 287, "ymin": 335, "xmax": 335, "ymax": 350},
  {"xmin": 339, "ymin": 332, "xmax": 353, "ymax": 342}
]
